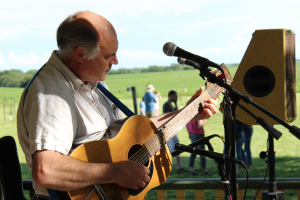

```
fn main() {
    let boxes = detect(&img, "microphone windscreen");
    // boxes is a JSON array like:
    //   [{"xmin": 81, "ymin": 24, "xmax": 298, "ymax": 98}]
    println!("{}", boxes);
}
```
[
  {"xmin": 163, "ymin": 42, "xmax": 177, "ymax": 56},
  {"xmin": 177, "ymin": 57, "xmax": 186, "ymax": 65}
]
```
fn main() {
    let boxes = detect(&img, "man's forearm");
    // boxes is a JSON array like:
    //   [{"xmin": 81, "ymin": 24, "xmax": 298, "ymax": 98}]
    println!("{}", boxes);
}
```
[
  {"xmin": 32, "ymin": 150, "xmax": 116, "ymax": 191},
  {"xmin": 32, "ymin": 149, "xmax": 150, "ymax": 192}
]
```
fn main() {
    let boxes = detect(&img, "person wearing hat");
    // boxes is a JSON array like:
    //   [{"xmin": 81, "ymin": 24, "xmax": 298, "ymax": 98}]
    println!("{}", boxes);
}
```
[{"xmin": 144, "ymin": 84, "xmax": 158, "ymax": 118}]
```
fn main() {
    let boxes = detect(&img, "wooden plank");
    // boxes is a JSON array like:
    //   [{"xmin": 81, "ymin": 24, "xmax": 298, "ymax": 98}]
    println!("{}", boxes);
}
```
[
  {"xmin": 195, "ymin": 190, "xmax": 205, "ymax": 200},
  {"xmin": 176, "ymin": 190, "xmax": 185, "ymax": 200}
]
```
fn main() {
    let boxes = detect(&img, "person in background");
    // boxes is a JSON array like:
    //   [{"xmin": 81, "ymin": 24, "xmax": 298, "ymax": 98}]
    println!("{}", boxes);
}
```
[
  {"xmin": 163, "ymin": 90, "xmax": 188, "ymax": 173},
  {"xmin": 186, "ymin": 119, "xmax": 211, "ymax": 175},
  {"xmin": 235, "ymin": 119, "xmax": 253, "ymax": 172},
  {"xmin": 144, "ymin": 84, "xmax": 158, "ymax": 118},
  {"xmin": 140, "ymin": 97, "xmax": 146, "ymax": 116},
  {"xmin": 154, "ymin": 91, "xmax": 162, "ymax": 116}
]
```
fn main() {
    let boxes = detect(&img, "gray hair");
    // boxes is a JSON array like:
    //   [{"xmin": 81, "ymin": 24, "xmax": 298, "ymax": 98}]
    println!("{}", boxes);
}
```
[{"xmin": 56, "ymin": 11, "xmax": 100, "ymax": 60}]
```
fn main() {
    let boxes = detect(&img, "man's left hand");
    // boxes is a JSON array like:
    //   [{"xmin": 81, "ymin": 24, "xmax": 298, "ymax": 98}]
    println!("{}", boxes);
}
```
[{"xmin": 187, "ymin": 87, "xmax": 218, "ymax": 121}]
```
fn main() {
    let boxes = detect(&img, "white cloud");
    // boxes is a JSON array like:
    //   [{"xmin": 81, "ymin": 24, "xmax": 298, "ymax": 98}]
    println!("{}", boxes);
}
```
[
  {"xmin": 0, "ymin": 53, "xmax": 5, "ymax": 67},
  {"xmin": 116, "ymin": 49, "xmax": 175, "ymax": 68},
  {"xmin": 97, "ymin": 0, "xmax": 209, "ymax": 17},
  {"xmin": 8, "ymin": 52, "xmax": 50, "ymax": 67},
  {"xmin": 118, "ymin": 49, "xmax": 168, "ymax": 60},
  {"xmin": 180, "ymin": 17, "xmax": 255, "ymax": 32},
  {"xmin": 189, "ymin": 40, "xmax": 249, "ymax": 55},
  {"xmin": 191, "ymin": 47, "xmax": 230, "ymax": 54},
  {"xmin": 147, "ymin": 23, "xmax": 178, "ymax": 28},
  {"xmin": 0, "ymin": 0, "xmax": 209, "ymax": 40}
]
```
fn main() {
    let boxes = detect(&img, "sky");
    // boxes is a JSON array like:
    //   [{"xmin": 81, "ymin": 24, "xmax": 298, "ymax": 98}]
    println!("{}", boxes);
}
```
[{"xmin": 1, "ymin": 0, "xmax": 300, "ymax": 72}]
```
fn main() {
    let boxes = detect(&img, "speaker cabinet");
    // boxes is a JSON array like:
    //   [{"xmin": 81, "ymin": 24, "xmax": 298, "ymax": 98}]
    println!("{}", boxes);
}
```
[{"xmin": 231, "ymin": 29, "xmax": 297, "ymax": 125}]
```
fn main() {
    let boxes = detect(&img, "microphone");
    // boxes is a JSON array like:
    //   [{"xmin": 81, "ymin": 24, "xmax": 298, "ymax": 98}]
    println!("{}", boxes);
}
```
[
  {"xmin": 163, "ymin": 42, "xmax": 222, "ymax": 70},
  {"xmin": 177, "ymin": 57, "xmax": 201, "ymax": 70},
  {"xmin": 171, "ymin": 134, "xmax": 220, "ymax": 157},
  {"xmin": 174, "ymin": 143, "xmax": 243, "ymax": 165}
]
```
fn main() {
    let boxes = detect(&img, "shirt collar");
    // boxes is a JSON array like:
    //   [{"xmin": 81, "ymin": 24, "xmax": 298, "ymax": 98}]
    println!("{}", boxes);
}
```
[{"xmin": 48, "ymin": 51, "xmax": 98, "ymax": 92}]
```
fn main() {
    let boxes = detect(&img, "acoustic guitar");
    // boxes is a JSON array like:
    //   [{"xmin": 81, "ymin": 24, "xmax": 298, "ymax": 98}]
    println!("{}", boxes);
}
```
[{"xmin": 61, "ymin": 64, "xmax": 232, "ymax": 200}]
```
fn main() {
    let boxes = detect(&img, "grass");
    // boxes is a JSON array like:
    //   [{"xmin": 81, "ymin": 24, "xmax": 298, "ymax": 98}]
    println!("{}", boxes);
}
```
[
  {"xmin": 0, "ymin": 65, "xmax": 300, "ymax": 199},
  {"xmin": 103, "ymin": 66, "xmax": 240, "ymax": 99}
]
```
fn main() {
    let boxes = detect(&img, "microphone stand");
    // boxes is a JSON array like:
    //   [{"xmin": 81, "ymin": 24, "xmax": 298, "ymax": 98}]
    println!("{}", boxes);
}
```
[
  {"xmin": 195, "ymin": 63, "xmax": 240, "ymax": 200},
  {"xmin": 172, "ymin": 135, "xmax": 235, "ymax": 199},
  {"xmin": 192, "ymin": 64, "xmax": 300, "ymax": 200},
  {"xmin": 174, "ymin": 142, "xmax": 248, "ymax": 200},
  {"xmin": 222, "ymin": 90, "xmax": 237, "ymax": 200},
  {"xmin": 237, "ymin": 103, "xmax": 284, "ymax": 200}
]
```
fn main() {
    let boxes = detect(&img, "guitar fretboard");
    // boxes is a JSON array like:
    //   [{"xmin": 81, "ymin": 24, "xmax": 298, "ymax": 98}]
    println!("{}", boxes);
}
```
[
  {"xmin": 142, "ymin": 88, "xmax": 215, "ymax": 158},
  {"xmin": 162, "ymin": 91, "xmax": 210, "ymax": 144}
]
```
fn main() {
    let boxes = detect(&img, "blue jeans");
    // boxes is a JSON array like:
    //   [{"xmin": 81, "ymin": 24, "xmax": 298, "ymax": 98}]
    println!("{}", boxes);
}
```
[
  {"xmin": 235, "ymin": 137, "xmax": 245, "ymax": 162},
  {"xmin": 188, "ymin": 134, "xmax": 206, "ymax": 169},
  {"xmin": 166, "ymin": 134, "xmax": 179, "ymax": 153},
  {"xmin": 235, "ymin": 120, "xmax": 253, "ymax": 166},
  {"xmin": 243, "ymin": 123, "xmax": 253, "ymax": 166}
]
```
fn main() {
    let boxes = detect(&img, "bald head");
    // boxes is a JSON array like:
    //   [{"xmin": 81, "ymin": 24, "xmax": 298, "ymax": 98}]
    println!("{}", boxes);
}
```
[
  {"xmin": 56, "ymin": 11, "xmax": 117, "ymax": 60},
  {"xmin": 76, "ymin": 12, "xmax": 117, "ymax": 39}
]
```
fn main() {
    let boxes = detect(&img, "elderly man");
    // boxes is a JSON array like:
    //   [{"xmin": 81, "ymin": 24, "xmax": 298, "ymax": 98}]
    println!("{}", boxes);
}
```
[{"xmin": 17, "ymin": 11, "xmax": 218, "ymax": 199}]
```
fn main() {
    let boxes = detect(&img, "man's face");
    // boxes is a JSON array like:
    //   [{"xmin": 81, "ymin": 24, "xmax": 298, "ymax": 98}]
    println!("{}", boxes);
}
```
[
  {"xmin": 83, "ymin": 33, "xmax": 118, "ymax": 82},
  {"xmin": 171, "ymin": 93, "xmax": 177, "ymax": 102}
]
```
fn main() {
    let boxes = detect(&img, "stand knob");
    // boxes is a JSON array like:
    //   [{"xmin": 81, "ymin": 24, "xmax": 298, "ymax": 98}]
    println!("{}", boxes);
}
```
[{"xmin": 260, "ymin": 151, "xmax": 268, "ymax": 159}]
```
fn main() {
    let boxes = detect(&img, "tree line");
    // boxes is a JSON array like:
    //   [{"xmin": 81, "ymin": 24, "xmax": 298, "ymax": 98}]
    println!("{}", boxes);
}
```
[
  {"xmin": 0, "ymin": 64, "xmax": 195, "ymax": 87},
  {"xmin": 0, "ymin": 69, "xmax": 38, "ymax": 88},
  {"xmin": 108, "ymin": 63, "xmax": 194, "ymax": 74}
]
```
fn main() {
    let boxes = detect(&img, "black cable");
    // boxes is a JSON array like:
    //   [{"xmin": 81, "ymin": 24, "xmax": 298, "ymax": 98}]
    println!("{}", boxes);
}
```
[
  {"xmin": 254, "ymin": 164, "xmax": 269, "ymax": 200},
  {"xmin": 244, "ymin": 166, "xmax": 249, "ymax": 200},
  {"xmin": 254, "ymin": 137, "xmax": 270, "ymax": 199},
  {"xmin": 236, "ymin": 161, "xmax": 249, "ymax": 200}
]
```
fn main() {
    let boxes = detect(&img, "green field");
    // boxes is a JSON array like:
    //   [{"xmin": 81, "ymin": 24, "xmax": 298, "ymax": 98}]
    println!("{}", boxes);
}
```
[{"xmin": 0, "ymin": 67, "xmax": 300, "ymax": 199}]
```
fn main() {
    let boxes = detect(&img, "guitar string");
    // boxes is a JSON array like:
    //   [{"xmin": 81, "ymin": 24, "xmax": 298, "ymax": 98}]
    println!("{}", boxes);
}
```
[
  {"xmin": 128, "ymin": 92, "xmax": 208, "ymax": 165},
  {"xmin": 138, "ymin": 102, "xmax": 200, "ymax": 166},
  {"xmin": 128, "ymin": 90, "xmax": 212, "ymax": 163},
  {"xmin": 129, "ymin": 101, "xmax": 198, "ymax": 163},
  {"xmin": 100, "ymin": 99, "xmax": 203, "ymax": 196},
  {"xmin": 129, "ymin": 84, "xmax": 218, "ymax": 165}
]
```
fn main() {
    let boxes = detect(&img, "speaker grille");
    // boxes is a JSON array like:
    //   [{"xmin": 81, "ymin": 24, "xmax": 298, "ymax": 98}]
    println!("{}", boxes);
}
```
[{"xmin": 285, "ymin": 32, "xmax": 297, "ymax": 121}]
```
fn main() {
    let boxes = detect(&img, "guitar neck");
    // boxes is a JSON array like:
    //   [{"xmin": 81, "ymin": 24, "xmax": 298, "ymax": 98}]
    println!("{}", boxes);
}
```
[
  {"xmin": 143, "ymin": 88, "xmax": 216, "ymax": 158},
  {"xmin": 143, "ymin": 64, "xmax": 232, "ymax": 158},
  {"xmin": 162, "ymin": 91, "xmax": 210, "ymax": 143}
]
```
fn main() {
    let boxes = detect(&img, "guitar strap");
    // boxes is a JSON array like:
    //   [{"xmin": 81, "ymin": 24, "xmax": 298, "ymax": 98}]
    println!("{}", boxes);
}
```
[{"xmin": 97, "ymin": 82, "xmax": 135, "ymax": 117}]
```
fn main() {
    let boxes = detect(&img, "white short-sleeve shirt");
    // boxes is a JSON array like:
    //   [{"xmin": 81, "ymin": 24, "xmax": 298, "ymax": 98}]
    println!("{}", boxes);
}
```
[{"xmin": 17, "ymin": 51, "xmax": 124, "ymax": 195}]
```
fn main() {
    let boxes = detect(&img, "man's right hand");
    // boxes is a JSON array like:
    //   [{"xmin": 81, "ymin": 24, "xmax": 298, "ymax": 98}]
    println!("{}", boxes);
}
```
[{"xmin": 111, "ymin": 161, "xmax": 150, "ymax": 190}]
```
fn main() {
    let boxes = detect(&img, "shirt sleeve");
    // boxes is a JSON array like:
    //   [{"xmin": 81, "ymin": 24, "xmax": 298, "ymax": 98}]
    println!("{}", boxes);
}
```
[
  {"xmin": 163, "ymin": 102, "xmax": 170, "ymax": 113},
  {"xmin": 150, "ymin": 93, "xmax": 156, "ymax": 102},
  {"xmin": 26, "ymin": 93, "xmax": 76, "ymax": 155}
]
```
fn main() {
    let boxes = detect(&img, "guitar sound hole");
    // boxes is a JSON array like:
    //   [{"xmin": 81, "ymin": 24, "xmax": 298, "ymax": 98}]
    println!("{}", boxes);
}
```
[{"xmin": 128, "ymin": 144, "xmax": 149, "ymax": 167}]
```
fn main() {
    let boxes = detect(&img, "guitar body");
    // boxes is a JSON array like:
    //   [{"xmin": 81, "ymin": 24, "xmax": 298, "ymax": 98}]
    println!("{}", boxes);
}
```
[{"xmin": 67, "ymin": 115, "xmax": 172, "ymax": 200}]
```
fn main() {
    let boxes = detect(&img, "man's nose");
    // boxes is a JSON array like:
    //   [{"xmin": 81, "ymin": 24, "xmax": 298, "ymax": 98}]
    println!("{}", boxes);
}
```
[{"xmin": 111, "ymin": 55, "xmax": 118, "ymax": 65}]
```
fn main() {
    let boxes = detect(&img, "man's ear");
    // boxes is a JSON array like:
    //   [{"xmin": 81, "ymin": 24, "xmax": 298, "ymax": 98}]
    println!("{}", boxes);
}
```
[{"xmin": 74, "ymin": 47, "xmax": 85, "ymax": 62}]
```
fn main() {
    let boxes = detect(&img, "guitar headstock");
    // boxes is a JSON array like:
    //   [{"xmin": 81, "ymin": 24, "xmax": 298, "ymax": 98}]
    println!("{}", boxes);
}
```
[{"xmin": 205, "ymin": 63, "xmax": 233, "ymax": 100}]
